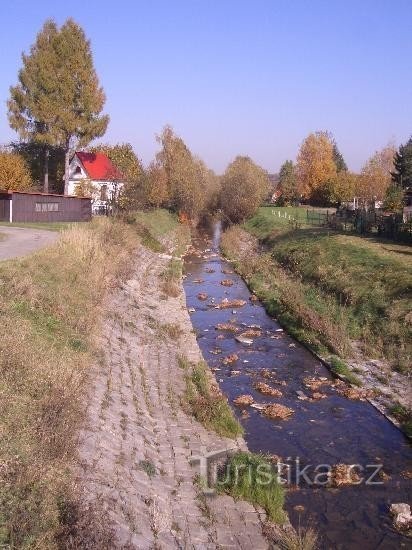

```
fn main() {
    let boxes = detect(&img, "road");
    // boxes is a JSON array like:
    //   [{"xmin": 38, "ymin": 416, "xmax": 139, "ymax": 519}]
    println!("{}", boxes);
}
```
[{"xmin": 0, "ymin": 226, "xmax": 58, "ymax": 260}]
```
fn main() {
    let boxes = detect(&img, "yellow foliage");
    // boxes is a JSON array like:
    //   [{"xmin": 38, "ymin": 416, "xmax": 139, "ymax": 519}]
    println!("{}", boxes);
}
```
[
  {"xmin": 0, "ymin": 151, "xmax": 33, "ymax": 191},
  {"xmin": 73, "ymin": 178, "xmax": 99, "ymax": 199},
  {"xmin": 358, "ymin": 144, "xmax": 396, "ymax": 202},
  {"xmin": 296, "ymin": 132, "xmax": 337, "ymax": 201}
]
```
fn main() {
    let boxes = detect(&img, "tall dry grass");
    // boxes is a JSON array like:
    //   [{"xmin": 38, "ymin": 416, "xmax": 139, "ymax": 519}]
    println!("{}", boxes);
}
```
[{"xmin": 0, "ymin": 218, "xmax": 137, "ymax": 549}]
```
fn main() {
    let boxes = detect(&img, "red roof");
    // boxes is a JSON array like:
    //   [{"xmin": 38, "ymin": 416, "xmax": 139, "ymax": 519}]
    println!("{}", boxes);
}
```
[{"xmin": 76, "ymin": 152, "xmax": 123, "ymax": 181}]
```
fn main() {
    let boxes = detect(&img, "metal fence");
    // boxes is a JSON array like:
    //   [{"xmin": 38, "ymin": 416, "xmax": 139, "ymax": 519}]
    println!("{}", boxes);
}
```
[{"xmin": 307, "ymin": 208, "xmax": 412, "ymax": 244}]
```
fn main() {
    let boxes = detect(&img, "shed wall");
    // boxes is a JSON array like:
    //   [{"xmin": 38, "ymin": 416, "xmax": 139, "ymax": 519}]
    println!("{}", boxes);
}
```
[{"xmin": 11, "ymin": 194, "xmax": 91, "ymax": 223}]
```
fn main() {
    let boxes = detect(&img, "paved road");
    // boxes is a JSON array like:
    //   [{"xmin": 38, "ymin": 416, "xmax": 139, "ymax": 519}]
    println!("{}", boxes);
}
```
[{"xmin": 0, "ymin": 226, "xmax": 58, "ymax": 260}]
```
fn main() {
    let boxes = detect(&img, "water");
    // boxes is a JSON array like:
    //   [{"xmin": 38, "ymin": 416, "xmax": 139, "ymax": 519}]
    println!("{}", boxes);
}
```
[{"xmin": 183, "ymin": 221, "xmax": 412, "ymax": 550}]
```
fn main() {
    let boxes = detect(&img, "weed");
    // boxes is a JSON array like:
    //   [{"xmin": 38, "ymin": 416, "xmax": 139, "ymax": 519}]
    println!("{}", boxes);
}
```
[
  {"xmin": 389, "ymin": 403, "xmax": 412, "ymax": 437},
  {"xmin": 278, "ymin": 525, "xmax": 318, "ymax": 550},
  {"xmin": 216, "ymin": 452, "xmax": 286, "ymax": 524},
  {"xmin": 160, "ymin": 322, "xmax": 183, "ymax": 340},
  {"xmin": 329, "ymin": 356, "xmax": 362, "ymax": 387},
  {"xmin": 0, "ymin": 217, "xmax": 137, "ymax": 547},
  {"xmin": 139, "ymin": 459, "xmax": 157, "ymax": 478},
  {"xmin": 184, "ymin": 361, "xmax": 243, "ymax": 438}
]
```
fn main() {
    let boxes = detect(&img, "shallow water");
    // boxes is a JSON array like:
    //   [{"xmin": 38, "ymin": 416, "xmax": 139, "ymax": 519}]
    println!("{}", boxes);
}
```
[{"xmin": 183, "ymin": 222, "xmax": 412, "ymax": 550}]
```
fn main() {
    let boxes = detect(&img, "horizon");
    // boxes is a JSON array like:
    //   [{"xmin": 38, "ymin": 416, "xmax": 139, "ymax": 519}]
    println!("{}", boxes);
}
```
[{"xmin": 1, "ymin": 0, "xmax": 411, "ymax": 174}]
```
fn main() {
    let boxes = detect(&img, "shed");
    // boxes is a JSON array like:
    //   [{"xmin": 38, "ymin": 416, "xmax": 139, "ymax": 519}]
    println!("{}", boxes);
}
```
[{"xmin": 0, "ymin": 190, "xmax": 92, "ymax": 223}]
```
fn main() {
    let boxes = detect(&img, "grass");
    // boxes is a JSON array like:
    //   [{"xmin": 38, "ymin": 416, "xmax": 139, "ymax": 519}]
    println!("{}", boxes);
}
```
[
  {"xmin": 278, "ymin": 526, "xmax": 318, "ymax": 550},
  {"xmin": 216, "ymin": 452, "xmax": 286, "ymax": 524},
  {"xmin": 0, "ymin": 221, "xmax": 78, "ymax": 231},
  {"xmin": 132, "ymin": 208, "xmax": 180, "ymax": 237},
  {"xmin": 329, "ymin": 356, "xmax": 362, "ymax": 387},
  {"xmin": 389, "ymin": 403, "xmax": 412, "ymax": 438},
  {"xmin": 161, "ymin": 258, "xmax": 182, "ymax": 297},
  {"xmin": 183, "ymin": 359, "xmax": 243, "ymax": 439},
  {"xmin": 223, "ymin": 207, "xmax": 412, "ymax": 369},
  {"xmin": 0, "ymin": 217, "xmax": 138, "ymax": 548},
  {"xmin": 139, "ymin": 459, "xmax": 157, "ymax": 478}
]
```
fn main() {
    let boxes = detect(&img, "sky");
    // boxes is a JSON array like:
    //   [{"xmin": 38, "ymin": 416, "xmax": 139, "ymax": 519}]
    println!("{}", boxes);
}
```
[{"xmin": 1, "ymin": 0, "xmax": 411, "ymax": 174}]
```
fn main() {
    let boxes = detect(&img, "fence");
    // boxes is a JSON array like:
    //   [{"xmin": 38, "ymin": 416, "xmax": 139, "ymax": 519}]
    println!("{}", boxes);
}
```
[{"xmin": 308, "ymin": 208, "xmax": 412, "ymax": 244}]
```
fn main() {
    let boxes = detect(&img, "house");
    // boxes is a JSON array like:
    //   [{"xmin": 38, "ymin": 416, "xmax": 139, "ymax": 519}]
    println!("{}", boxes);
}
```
[
  {"xmin": 67, "ymin": 152, "xmax": 124, "ymax": 214},
  {"xmin": 0, "ymin": 190, "xmax": 91, "ymax": 223}
]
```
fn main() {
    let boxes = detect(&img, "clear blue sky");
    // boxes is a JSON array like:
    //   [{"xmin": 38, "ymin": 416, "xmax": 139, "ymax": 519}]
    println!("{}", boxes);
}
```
[{"xmin": 1, "ymin": 0, "xmax": 411, "ymax": 173}]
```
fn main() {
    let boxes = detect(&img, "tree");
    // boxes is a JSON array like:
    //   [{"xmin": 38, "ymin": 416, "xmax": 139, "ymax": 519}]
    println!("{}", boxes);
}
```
[
  {"xmin": 10, "ymin": 141, "xmax": 65, "ymax": 193},
  {"xmin": 156, "ymin": 126, "xmax": 205, "ymax": 218},
  {"xmin": 73, "ymin": 178, "xmax": 99, "ymax": 200},
  {"xmin": 8, "ymin": 18, "xmax": 109, "ymax": 195},
  {"xmin": 220, "ymin": 156, "xmax": 270, "ymax": 222},
  {"xmin": 359, "ymin": 144, "xmax": 396, "ymax": 203},
  {"xmin": 296, "ymin": 131, "xmax": 337, "ymax": 204},
  {"xmin": 143, "ymin": 162, "xmax": 170, "ymax": 208},
  {"xmin": 332, "ymin": 140, "xmax": 348, "ymax": 172},
  {"xmin": 278, "ymin": 160, "xmax": 298, "ymax": 204},
  {"xmin": 323, "ymin": 170, "xmax": 359, "ymax": 205},
  {"xmin": 383, "ymin": 184, "xmax": 404, "ymax": 211},
  {"xmin": 90, "ymin": 143, "xmax": 142, "ymax": 183},
  {"xmin": 392, "ymin": 136, "xmax": 412, "ymax": 189},
  {"xmin": 0, "ymin": 151, "xmax": 33, "ymax": 190}
]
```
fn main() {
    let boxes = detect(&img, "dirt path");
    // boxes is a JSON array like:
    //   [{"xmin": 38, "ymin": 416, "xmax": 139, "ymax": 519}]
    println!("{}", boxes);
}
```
[
  {"xmin": 0, "ymin": 226, "xmax": 58, "ymax": 260},
  {"xmin": 77, "ymin": 239, "xmax": 271, "ymax": 549}
]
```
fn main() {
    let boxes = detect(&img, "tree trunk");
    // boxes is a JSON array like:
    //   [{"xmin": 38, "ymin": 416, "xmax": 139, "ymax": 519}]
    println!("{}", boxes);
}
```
[
  {"xmin": 64, "ymin": 141, "xmax": 70, "ymax": 195},
  {"xmin": 43, "ymin": 147, "xmax": 49, "ymax": 193}
]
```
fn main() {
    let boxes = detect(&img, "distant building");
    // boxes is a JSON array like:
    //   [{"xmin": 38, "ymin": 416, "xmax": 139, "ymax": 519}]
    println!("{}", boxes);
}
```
[
  {"xmin": 267, "ymin": 173, "xmax": 280, "ymax": 203},
  {"xmin": 67, "ymin": 152, "xmax": 124, "ymax": 214}
]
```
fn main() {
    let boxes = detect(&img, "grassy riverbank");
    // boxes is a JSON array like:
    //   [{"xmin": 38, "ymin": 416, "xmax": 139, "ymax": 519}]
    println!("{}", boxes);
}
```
[
  {"xmin": 223, "ymin": 207, "xmax": 412, "ymax": 373},
  {"xmin": 0, "ymin": 210, "xmax": 183, "ymax": 548}
]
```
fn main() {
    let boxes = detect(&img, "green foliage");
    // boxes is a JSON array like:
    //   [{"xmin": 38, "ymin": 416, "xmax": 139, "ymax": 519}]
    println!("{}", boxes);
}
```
[
  {"xmin": 329, "ymin": 356, "xmax": 362, "ymax": 386},
  {"xmin": 383, "ymin": 183, "xmax": 405, "ymax": 211},
  {"xmin": 0, "ymin": 150, "xmax": 33, "ymax": 190},
  {"xmin": 332, "ymin": 140, "xmax": 348, "ymax": 172},
  {"xmin": 278, "ymin": 160, "xmax": 299, "ymax": 205},
  {"xmin": 10, "ymin": 141, "xmax": 65, "ymax": 193},
  {"xmin": 389, "ymin": 403, "xmax": 412, "ymax": 438},
  {"xmin": 184, "ymin": 361, "xmax": 243, "ymax": 438},
  {"xmin": 217, "ymin": 452, "xmax": 286, "ymax": 524},
  {"xmin": 156, "ymin": 126, "xmax": 209, "ymax": 218},
  {"xmin": 8, "ymin": 18, "xmax": 109, "ymax": 192},
  {"xmin": 220, "ymin": 156, "xmax": 270, "ymax": 222},
  {"xmin": 392, "ymin": 136, "xmax": 412, "ymax": 189}
]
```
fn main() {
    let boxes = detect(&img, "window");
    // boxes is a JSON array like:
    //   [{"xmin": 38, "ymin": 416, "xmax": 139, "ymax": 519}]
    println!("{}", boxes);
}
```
[
  {"xmin": 100, "ymin": 184, "xmax": 108, "ymax": 201},
  {"xmin": 35, "ymin": 202, "xmax": 59, "ymax": 212}
]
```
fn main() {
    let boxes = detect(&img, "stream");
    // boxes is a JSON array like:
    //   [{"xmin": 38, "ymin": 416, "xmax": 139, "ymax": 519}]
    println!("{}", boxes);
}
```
[{"xmin": 183, "ymin": 221, "xmax": 412, "ymax": 550}]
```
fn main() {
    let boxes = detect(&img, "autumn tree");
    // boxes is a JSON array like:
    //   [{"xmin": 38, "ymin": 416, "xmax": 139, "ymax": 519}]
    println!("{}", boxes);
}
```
[
  {"xmin": 8, "ymin": 18, "xmax": 108, "ymax": 194},
  {"xmin": 278, "ymin": 160, "xmax": 298, "ymax": 204},
  {"xmin": 296, "ymin": 131, "xmax": 337, "ymax": 204},
  {"xmin": 0, "ymin": 150, "xmax": 33, "ymax": 190},
  {"xmin": 156, "ymin": 126, "xmax": 205, "ymax": 219},
  {"xmin": 220, "ymin": 156, "xmax": 270, "ymax": 222},
  {"xmin": 392, "ymin": 136, "xmax": 412, "ymax": 189},
  {"xmin": 323, "ymin": 170, "xmax": 359, "ymax": 205},
  {"xmin": 358, "ymin": 144, "xmax": 396, "ymax": 203},
  {"xmin": 143, "ymin": 162, "xmax": 170, "ymax": 208}
]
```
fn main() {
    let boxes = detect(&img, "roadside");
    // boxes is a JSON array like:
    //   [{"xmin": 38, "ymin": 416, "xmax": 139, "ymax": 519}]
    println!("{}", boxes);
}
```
[
  {"xmin": 0, "ymin": 225, "xmax": 59, "ymax": 260},
  {"xmin": 75, "ymin": 224, "xmax": 275, "ymax": 549},
  {"xmin": 221, "ymin": 215, "xmax": 411, "ymax": 436}
]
